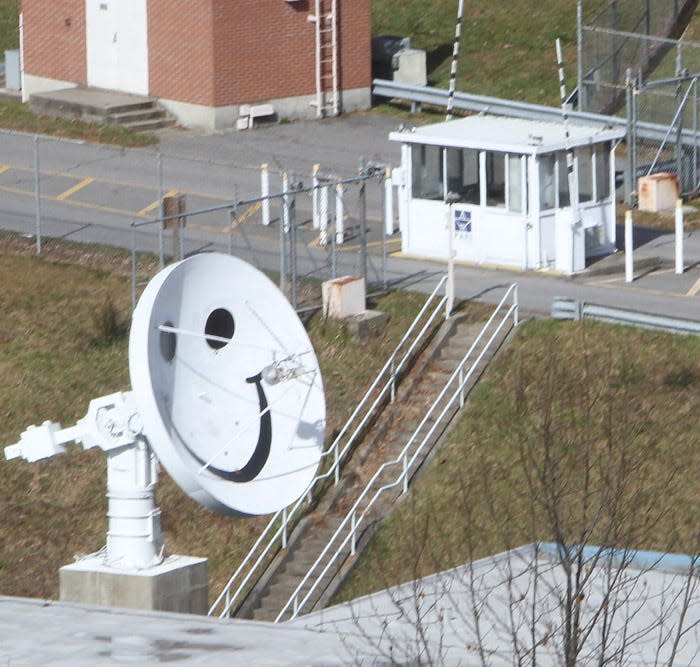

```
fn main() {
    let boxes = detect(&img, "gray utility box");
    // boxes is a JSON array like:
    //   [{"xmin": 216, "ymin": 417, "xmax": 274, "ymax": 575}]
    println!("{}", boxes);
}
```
[
  {"xmin": 372, "ymin": 36, "xmax": 426, "ymax": 87},
  {"xmin": 4, "ymin": 49, "xmax": 20, "ymax": 90}
]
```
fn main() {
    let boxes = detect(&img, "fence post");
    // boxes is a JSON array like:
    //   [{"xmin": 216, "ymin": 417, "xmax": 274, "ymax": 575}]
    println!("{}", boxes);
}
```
[
  {"xmin": 577, "ymin": 0, "xmax": 585, "ymax": 111},
  {"xmin": 625, "ymin": 69, "xmax": 636, "ymax": 206},
  {"xmin": 359, "ymin": 181, "xmax": 367, "ymax": 284},
  {"xmin": 312, "ymin": 164, "xmax": 320, "ymax": 229},
  {"xmin": 157, "ymin": 150, "xmax": 164, "ymax": 268},
  {"xmin": 279, "ymin": 194, "xmax": 286, "ymax": 295},
  {"xmin": 290, "ymin": 185, "xmax": 298, "ymax": 310},
  {"xmin": 261, "ymin": 163, "xmax": 270, "ymax": 226},
  {"xmin": 33, "ymin": 134, "xmax": 41, "ymax": 255}
]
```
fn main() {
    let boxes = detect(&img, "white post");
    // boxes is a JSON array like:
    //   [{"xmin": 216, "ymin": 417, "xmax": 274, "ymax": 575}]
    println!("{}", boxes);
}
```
[
  {"xmin": 675, "ymin": 198, "xmax": 684, "ymax": 275},
  {"xmin": 312, "ymin": 164, "xmax": 320, "ymax": 229},
  {"xmin": 445, "ymin": 201, "xmax": 455, "ymax": 317},
  {"xmin": 625, "ymin": 209, "xmax": 634, "ymax": 283},
  {"xmin": 319, "ymin": 184, "xmax": 329, "ymax": 247},
  {"xmin": 335, "ymin": 183, "xmax": 344, "ymax": 245},
  {"xmin": 384, "ymin": 167, "xmax": 394, "ymax": 236},
  {"xmin": 282, "ymin": 171, "xmax": 290, "ymax": 234},
  {"xmin": 261, "ymin": 163, "xmax": 270, "ymax": 226}
]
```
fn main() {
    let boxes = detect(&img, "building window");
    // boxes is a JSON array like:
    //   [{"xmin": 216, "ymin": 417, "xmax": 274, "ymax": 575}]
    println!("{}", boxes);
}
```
[
  {"xmin": 486, "ymin": 152, "xmax": 506, "ymax": 207},
  {"xmin": 540, "ymin": 145, "xmax": 611, "ymax": 210},
  {"xmin": 578, "ymin": 145, "xmax": 594, "ymax": 203},
  {"xmin": 484, "ymin": 152, "xmax": 525, "ymax": 212},
  {"xmin": 411, "ymin": 145, "xmax": 444, "ymax": 200},
  {"xmin": 540, "ymin": 154, "xmax": 556, "ymax": 210},
  {"xmin": 595, "ymin": 142, "xmax": 611, "ymax": 200},
  {"xmin": 445, "ymin": 147, "xmax": 480, "ymax": 204}
]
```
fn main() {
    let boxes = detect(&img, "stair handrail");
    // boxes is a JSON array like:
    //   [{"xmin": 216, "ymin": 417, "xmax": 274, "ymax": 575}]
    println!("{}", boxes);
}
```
[
  {"xmin": 209, "ymin": 274, "xmax": 449, "ymax": 618},
  {"xmin": 276, "ymin": 283, "xmax": 519, "ymax": 622}
]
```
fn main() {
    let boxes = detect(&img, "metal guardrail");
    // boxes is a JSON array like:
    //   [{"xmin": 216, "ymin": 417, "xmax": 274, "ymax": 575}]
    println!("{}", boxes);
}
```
[
  {"xmin": 551, "ymin": 298, "xmax": 700, "ymax": 335},
  {"xmin": 372, "ymin": 79, "xmax": 700, "ymax": 146},
  {"xmin": 277, "ymin": 283, "xmax": 519, "ymax": 622},
  {"xmin": 208, "ymin": 274, "xmax": 450, "ymax": 618}
]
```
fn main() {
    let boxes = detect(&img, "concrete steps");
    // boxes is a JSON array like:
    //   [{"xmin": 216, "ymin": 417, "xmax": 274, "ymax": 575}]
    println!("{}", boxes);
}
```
[
  {"xmin": 237, "ymin": 311, "xmax": 515, "ymax": 622},
  {"xmin": 29, "ymin": 86, "xmax": 175, "ymax": 132}
]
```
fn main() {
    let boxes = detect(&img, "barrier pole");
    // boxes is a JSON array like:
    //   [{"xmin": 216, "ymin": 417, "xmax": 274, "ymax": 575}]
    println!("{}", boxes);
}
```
[
  {"xmin": 675, "ymin": 198, "xmax": 684, "ymax": 274},
  {"xmin": 625, "ymin": 210, "xmax": 634, "ymax": 283}
]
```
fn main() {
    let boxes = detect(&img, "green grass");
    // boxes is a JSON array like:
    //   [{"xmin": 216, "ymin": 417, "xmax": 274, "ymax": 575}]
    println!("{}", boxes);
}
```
[
  {"xmin": 373, "ymin": 0, "xmax": 610, "ymax": 106},
  {"xmin": 336, "ymin": 318, "xmax": 700, "ymax": 602},
  {"xmin": 0, "ymin": 0, "xmax": 17, "ymax": 51},
  {"xmin": 0, "ymin": 100, "xmax": 158, "ymax": 147},
  {"xmin": 0, "ymin": 239, "xmax": 437, "ymax": 601}
]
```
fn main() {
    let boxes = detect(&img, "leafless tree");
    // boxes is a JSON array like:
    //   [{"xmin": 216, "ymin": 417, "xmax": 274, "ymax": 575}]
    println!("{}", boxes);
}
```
[{"xmin": 325, "ymin": 323, "xmax": 700, "ymax": 666}]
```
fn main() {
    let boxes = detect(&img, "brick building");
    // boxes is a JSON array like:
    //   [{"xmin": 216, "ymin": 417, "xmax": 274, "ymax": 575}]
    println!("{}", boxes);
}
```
[{"xmin": 20, "ymin": 0, "xmax": 371, "ymax": 129}]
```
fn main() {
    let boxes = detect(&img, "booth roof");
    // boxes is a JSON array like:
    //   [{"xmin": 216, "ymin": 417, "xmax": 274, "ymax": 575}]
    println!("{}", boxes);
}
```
[{"xmin": 389, "ymin": 114, "xmax": 625, "ymax": 154}]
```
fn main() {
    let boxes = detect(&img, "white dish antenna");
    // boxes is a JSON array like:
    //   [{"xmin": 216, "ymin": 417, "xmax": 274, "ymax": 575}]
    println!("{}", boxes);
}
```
[
  {"xmin": 130, "ymin": 253, "xmax": 325, "ymax": 516},
  {"xmin": 5, "ymin": 253, "xmax": 325, "ymax": 568}
]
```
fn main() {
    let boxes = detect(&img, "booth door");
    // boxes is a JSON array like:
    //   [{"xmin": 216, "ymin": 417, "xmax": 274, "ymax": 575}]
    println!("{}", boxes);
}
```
[{"xmin": 86, "ymin": 0, "xmax": 149, "ymax": 95}]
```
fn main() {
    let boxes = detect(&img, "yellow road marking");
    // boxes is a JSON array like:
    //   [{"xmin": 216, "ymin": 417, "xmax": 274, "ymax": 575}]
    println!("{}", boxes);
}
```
[
  {"xmin": 0, "ymin": 183, "xmax": 151, "ymax": 218},
  {"xmin": 138, "ymin": 189, "xmax": 178, "ymax": 217},
  {"xmin": 56, "ymin": 176, "xmax": 94, "ymax": 201},
  {"xmin": 231, "ymin": 201, "xmax": 262, "ymax": 229},
  {"xmin": 687, "ymin": 275, "xmax": 700, "ymax": 297},
  {"xmin": 0, "ymin": 165, "xmax": 10, "ymax": 175}
]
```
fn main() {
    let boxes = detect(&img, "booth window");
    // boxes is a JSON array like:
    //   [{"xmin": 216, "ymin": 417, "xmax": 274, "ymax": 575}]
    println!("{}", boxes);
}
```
[
  {"xmin": 540, "ymin": 145, "xmax": 611, "ymax": 210},
  {"xmin": 412, "ymin": 145, "xmax": 443, "ymax": 200},
  {"xmin": 485, "ymin": 152, "xmax": 524, "ymax": 212},
  {"xmin": 539, "ymin": 154, "xmax": 556, "ymax": 209},
  {"xmin": 595, "ymin": 143, "xmax": 610, "ymax": 200},
  {"xmin": 445, "ymin": 147, "xmax": 480, "ymax": 204},
  {"xmin": 557, "ymin": 152, "xmax": 571, "ymax": 207},
  {"xmin": 578, "ymin": 145, "xmax": 594, "ymax": 202}
]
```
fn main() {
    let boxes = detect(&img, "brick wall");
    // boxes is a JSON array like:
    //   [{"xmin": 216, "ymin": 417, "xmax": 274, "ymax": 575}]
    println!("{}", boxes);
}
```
[
  {"xmin": 22, "ymin": 0, "xmax": 370, "ymax": 108},
  {"xmin": 21, "ymin": 0, "xmax": 86, "ymax": 84},
  {"xmin": 148, "ymin": 0, "xmax": 215, "ymax": 105},
  {"xmin": 148, "ymin": 0, "xmax": 370, "ymax": 107}
]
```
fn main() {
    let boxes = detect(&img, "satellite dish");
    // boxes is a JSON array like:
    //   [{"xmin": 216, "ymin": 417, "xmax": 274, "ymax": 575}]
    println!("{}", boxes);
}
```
[
  {"xmin": 5, "ymin": 253, "xmax": 326, "ymax": 569},
  {"xmin": 129, "ymin": 253, "xmax": 325, "ymax": 516}
]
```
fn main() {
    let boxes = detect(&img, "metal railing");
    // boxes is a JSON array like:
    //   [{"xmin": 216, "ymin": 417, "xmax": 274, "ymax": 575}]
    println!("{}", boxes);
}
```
[
  {"xmin": 276, "ymin": 283, "xmax": 519, "ymax": 622},
  {"xmin": 208, "ymin": 274, "xmax": 450, "ymax": 618},
  {"xmin": 372, "ymin": 78, "xmax": 700, "ymax": 146},
  {"xmin": 551, "ymin": 298, "xmax": 700, "ymax": 335}
]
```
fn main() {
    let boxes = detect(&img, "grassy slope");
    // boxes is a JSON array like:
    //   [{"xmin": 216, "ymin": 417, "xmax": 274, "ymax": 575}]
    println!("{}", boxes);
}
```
[
  {"xmin": 0, "ymin": 241, "xmax": 431, "ymax": 601},
  {"xmin": 373, "ymin": 0, "xmax": 609, "ymax": 106},
  {"xmin": 337, "ymin": 318, "xmax": 700, "ymax": 601}
]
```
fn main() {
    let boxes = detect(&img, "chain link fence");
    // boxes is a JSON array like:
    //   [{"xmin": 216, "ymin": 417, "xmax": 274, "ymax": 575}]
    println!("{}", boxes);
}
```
[
  {"xmin": 130, "ymin": 172, "xmax": 392, "ymax": 313},
  {"xmin": 0, "ymin": 129, "xmax": 394, "ymax": 313},
  {"xmin": 628, "ymin": 75, "xmax": 700, "ymax": 200},
  {"xmin": 579, "ymin": 0, "xmax": 699, "ymax": 114}
]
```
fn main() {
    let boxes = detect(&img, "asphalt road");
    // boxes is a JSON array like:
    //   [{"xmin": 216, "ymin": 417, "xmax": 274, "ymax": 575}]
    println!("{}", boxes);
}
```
[{"xmin": 0, "ymin": 114, "xmax": 698, "ymax": 321}]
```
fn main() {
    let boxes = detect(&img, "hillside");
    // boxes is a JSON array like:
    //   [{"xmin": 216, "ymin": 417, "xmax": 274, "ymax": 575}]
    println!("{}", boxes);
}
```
[{"xmin": 373, "ymin": 0, "xmax": 609, "ymax": 106}]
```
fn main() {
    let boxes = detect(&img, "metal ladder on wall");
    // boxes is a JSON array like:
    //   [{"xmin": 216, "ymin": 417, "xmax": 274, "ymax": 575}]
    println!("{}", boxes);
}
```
[{"xmin": 309, "ymin": 0, "xmax": 339, "ymax": 117}]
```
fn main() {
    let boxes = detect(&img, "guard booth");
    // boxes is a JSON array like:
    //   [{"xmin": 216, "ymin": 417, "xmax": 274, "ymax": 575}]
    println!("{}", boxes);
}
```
[{"xmin": 389, "ymin": 115, "xmax": 624, "ymax": 274}]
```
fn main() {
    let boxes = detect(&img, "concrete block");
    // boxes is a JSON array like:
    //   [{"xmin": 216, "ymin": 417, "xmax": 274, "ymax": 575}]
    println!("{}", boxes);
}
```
[
  {"xmin": 638, "ymin": 173, "xmax": 679, "ymax": 212},
  {"xmin": 322, "ymin": 276, "xmax": 366, "ymax": 319},
  {"xmin": 60, "ymin": 554, "xmax": 208, "ymax": 615},
  {"xmin": 344, "ymin": 310, "xmax": 389, "ymax": 341}
]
